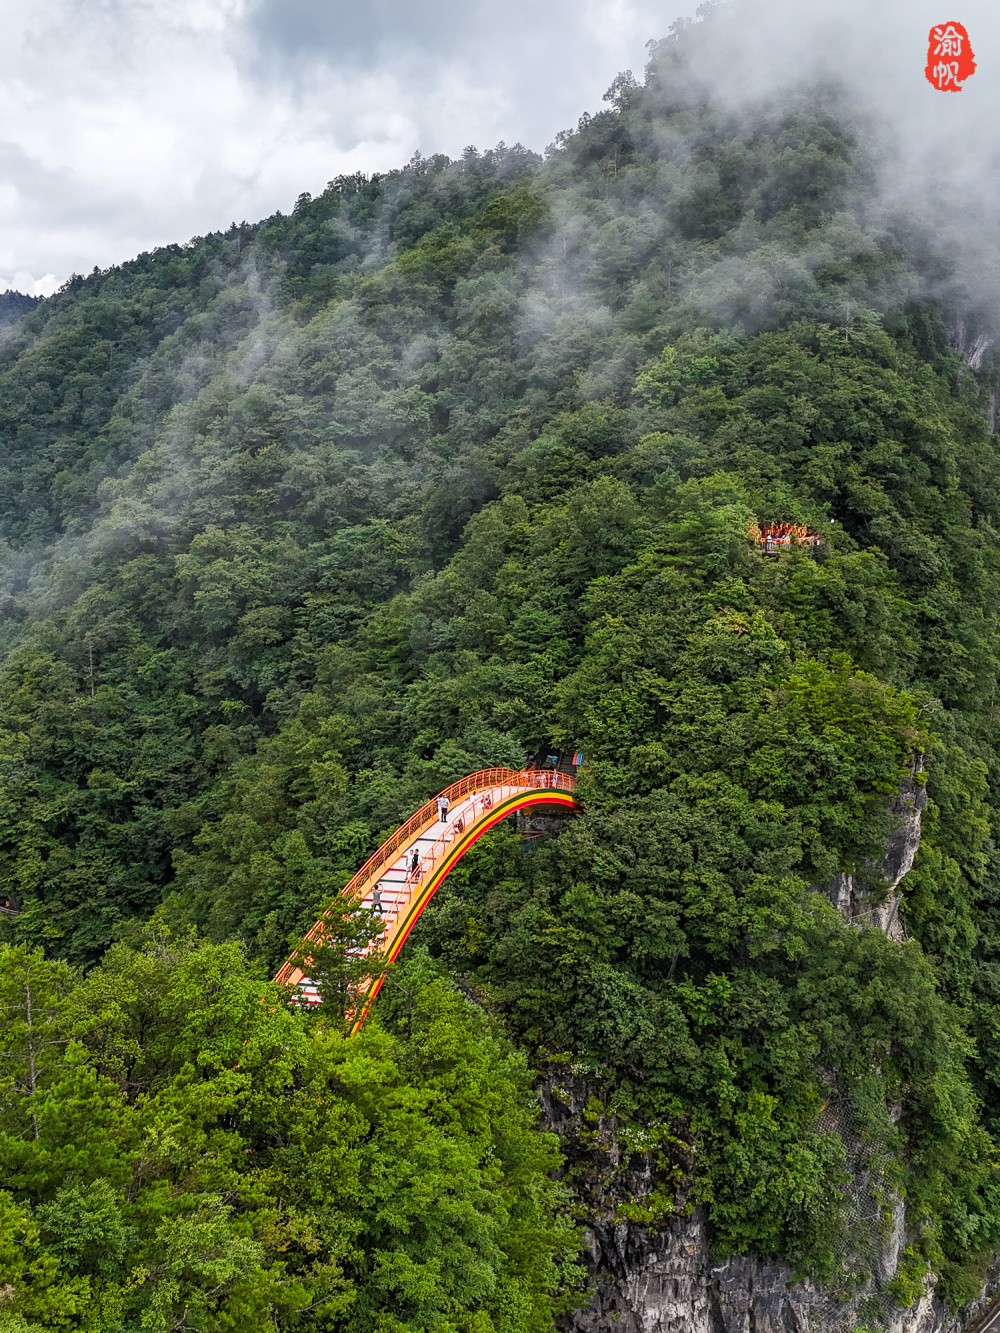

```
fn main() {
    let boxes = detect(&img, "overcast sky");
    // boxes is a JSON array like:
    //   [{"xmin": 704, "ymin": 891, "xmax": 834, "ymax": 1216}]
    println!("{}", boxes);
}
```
[
  {"xmin": 0, "ymin": 0, "xmax": 998, "ymax": 296},
  {"xmin": 0, "ymin": 0, "xmax": 689, "ymax": 295}
]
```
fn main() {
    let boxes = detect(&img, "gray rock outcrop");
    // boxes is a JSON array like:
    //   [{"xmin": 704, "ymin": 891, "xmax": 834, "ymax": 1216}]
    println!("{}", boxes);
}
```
[
  {"xmin": 550, "ymin": 1071, "xmax": 997, "ymax": 1333},
  {"xmin": 552, "ymin": 758, "xmax": 999, "ymax": 1333},
  {"xmin": 824, "ymin": 758, "xmax": 927, "ymax": 941}
]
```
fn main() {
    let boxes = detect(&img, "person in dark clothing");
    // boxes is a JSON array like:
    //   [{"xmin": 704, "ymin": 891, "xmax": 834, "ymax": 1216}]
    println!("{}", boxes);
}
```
[
  {"xmin": 371, "ymin": 884, "xmax": 384, "ymax": 914},
  {"xmin": 410, "ymin": 849, "xmax": 420, "ymax": 879}
]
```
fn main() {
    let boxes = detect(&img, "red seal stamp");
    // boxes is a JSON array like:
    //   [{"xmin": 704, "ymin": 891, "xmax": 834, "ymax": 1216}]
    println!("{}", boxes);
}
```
[{"xmin": 925, "ymin": 22, "xmax": 976, "ymax": 91}]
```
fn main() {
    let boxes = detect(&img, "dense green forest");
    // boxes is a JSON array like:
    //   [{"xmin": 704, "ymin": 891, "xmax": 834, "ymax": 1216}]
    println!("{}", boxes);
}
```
[{"xmin": 3, "ymin": 7, "xmax": 1000, "ymax": 1328}]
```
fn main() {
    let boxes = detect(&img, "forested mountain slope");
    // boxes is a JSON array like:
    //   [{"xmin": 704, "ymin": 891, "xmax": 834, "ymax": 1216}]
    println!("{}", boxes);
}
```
[{"xmin": 2, "ymin": 9, "xmax": 1000, "ymax": 1329}]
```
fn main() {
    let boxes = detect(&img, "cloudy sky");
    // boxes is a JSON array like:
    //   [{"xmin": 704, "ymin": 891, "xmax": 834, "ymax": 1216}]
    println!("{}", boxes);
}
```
[
  {"xmin": 0, "ymin": 0, "xmax": 998, "ymax": 296},
  {"xmin": 0, "ymin": 0, "xmax": 688, "ymax": 294}
]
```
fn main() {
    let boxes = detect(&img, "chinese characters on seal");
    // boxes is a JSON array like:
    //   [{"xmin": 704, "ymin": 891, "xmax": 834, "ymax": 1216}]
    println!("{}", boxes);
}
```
[{"xmin": 925, "ymin": 22, "xmax": 976, "ymax": 91}]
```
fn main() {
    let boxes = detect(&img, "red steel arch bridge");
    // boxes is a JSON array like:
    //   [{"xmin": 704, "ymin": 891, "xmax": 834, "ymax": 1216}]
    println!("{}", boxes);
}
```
[{"xmin": 275, "ymin": 766, "xmax": 579, "ymax": 1032}]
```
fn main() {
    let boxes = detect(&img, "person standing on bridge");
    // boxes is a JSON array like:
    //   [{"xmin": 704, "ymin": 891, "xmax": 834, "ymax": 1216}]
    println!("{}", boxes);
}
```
[
  {"xmin": 409, "ymin": 849, "xmax": 420, "ymax": 880},
  {"xmin": 437, "ymin": 795, "xmax": 450, "ymax": 822},
  {"xmin": 371, "ymin": 884, "xmax": 385, "ymax": 914}
]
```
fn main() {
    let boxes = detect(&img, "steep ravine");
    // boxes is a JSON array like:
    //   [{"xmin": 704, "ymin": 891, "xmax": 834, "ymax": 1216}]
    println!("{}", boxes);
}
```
[{"xmin": 550, "ymin": 764, "xmax": 1000, "ymax": 1333}]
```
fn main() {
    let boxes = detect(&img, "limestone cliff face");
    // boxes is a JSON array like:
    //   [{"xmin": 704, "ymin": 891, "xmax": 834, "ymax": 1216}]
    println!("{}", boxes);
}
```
[
  {"xmin": 549, "ymin": 1073, "xmax": 998, "ymax": 1333},
  {"xmin": 552, "ymin": 761, "xmax": 999, "ymax": 1333},
  {"xmin": 948, "ymin": 322, "xmax": 1000, "ymax": 433},
  {"xmin": 824, "ymin": 759, "xmax": 928, "ymax": 941}
]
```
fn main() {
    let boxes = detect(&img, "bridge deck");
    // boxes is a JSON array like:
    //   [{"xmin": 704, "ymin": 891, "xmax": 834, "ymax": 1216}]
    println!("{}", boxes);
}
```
[{"xmin": 274, "ymin": 766, "xmax": 578, "ymax": 1028}]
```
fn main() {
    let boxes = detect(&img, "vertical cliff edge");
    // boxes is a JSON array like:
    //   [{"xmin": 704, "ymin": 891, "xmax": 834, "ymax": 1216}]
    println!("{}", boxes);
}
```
[{"xmin": 551, "ymin": 762, "xmax": 1000, "ymax": 1333}]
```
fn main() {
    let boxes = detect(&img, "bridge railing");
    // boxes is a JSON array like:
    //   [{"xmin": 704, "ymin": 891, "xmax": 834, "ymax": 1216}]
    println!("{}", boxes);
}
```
[{"xmin": 276, "ymin": 767, "xmax": 576, "ymax": 978}]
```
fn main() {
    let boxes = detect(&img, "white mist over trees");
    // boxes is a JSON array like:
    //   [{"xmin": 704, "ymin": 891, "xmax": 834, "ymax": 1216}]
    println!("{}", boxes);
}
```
[
  {"xmin": 2, "ymin": 0, "xmax": 1000, "ymax": 297},
  {"xmin": 0, "ymin": 6, "xmax": 999, "ymax": 1328}
]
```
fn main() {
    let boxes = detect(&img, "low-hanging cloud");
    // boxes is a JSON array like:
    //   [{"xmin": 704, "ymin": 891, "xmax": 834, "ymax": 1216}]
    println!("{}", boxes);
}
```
[
  {"xmin": 678, "ymin": 0, "xmax": 1000, "ymax": 326},
  {"xmin": 0, "ymin": 0, "xmax": 688, "ymax": 292},
  {"xmin": 0, "ymin": 0, "xmax": 999, "ymax": 303}
]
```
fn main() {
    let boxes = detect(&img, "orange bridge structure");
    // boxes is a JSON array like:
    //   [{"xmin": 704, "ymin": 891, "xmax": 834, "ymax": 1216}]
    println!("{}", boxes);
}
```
[{"xmin": 274, "ymin": 766, "xmax": 579, "ymax": 1032}]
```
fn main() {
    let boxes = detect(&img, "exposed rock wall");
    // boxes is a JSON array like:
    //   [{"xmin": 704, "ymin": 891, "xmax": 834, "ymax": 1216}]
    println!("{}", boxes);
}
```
[
  {"xmin": 559, "ymin": 1197, "xmax": 998, "ymax": 1332},
  {"xmin": 948, "ymin": 322, "xmax": 1000, "ymax": 433},
  {"xmin": 949, "ymin": 322, "xmax": 994, "ymax": 374},
  {"xmin": 549, "ymin": 1073, "xmax": 998, "ymax": 1333},
  {"xmin": 552, "ymin": 760, "xmax": 999, "ymax": 1333},
  {"xmin": 824, "ymin": 758, "xmax": 927, "ymax": 941}
]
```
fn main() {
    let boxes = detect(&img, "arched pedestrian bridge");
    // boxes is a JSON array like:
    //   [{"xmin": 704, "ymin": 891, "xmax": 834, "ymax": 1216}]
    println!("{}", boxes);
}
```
[{"xmin": 275, "ymin": 766, "xmax": 579, "ymax": 1031}]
